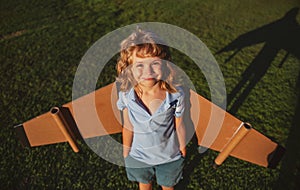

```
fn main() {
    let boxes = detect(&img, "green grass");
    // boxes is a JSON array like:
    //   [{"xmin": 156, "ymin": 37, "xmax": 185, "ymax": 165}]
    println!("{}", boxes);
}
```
[{"xmin": 1, "ymin": 0, "xmax": 300, "ymax": 189}]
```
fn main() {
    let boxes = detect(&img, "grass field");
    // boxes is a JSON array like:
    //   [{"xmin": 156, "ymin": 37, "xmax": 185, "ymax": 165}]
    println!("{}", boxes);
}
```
[{"xmin": 1, "ymin": 0, "xmax": 300, "ymax": 189}]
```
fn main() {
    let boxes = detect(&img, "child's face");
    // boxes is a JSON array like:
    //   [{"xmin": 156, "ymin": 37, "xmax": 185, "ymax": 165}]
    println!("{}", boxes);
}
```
[{"xmin": 131, "ymin": 53, "xmax": 164, "ymax": 87}]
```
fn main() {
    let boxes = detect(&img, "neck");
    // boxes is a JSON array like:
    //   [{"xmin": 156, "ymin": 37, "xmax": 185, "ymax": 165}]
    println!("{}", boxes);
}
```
[
  {"xmin": 143, "ymin": 81, "xmax": 161, "ymax": 90},
  {"xmin": 135, "ymin": 81, "xmax": 163, "ymax": 97}
]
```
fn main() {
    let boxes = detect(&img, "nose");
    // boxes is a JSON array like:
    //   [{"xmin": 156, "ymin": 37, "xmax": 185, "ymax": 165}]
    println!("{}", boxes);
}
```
[{"xmin": 144, "ymin": 64, "xmax": 154, "ymax": 75}]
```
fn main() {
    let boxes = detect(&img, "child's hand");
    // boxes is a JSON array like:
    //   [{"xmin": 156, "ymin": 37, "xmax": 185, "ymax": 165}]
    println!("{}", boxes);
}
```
[
  {"xmin": 123, "ymin": 147, "xmax": 130, "ymax": 158},
  {"xmin": 180, "ymin": 148, "xmax": 186, "ymax": 158}
]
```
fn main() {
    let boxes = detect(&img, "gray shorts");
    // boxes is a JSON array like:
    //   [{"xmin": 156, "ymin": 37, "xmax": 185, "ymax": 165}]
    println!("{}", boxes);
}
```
[{"xmin": 124, "ymin": 155, "xmax": 185, "ymax": 187}]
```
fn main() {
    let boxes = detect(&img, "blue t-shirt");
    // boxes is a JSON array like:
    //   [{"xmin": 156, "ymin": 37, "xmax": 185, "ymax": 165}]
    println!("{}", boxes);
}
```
[{"xmin": 117, "ymin": 87, "xmax": 185, "ymax": 165}]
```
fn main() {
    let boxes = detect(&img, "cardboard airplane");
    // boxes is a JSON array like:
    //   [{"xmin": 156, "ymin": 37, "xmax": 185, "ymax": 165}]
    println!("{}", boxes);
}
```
[{"xmin": 14, "ymin": 82, "xmax": 285, "ymax": 168}]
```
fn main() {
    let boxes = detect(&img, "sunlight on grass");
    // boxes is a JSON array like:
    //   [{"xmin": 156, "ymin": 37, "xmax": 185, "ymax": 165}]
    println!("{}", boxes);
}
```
[{"xmin": 1, "ymin": 0, "xmax": 299, "ymax": 189}]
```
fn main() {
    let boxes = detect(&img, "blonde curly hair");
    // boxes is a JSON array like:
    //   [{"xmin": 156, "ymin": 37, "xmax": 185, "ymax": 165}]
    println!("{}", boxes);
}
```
[{"xmin": 116, "ymin": 27, "xmax": 178, "ymax": 95}]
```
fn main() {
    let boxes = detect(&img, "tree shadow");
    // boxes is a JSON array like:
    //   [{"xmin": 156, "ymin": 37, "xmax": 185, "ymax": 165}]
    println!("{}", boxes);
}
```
[{"xmin": 217, "ymin": 7, "xmax": 300, "ymax": 114}]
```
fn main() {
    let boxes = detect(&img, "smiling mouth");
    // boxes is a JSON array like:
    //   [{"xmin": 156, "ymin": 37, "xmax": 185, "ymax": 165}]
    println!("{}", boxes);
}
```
[{"xmin": 143, "ymin": 78, "xmax": 155, "ymax": 80}]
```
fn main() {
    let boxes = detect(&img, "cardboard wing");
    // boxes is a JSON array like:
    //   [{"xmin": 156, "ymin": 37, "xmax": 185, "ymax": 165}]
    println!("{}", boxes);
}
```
[
  {"xmin": 14, "ymin": 83, "xmax": 122, "ymax": 152},
  {"xmin": 14, "ymin": 82, "xmax": 285, "ymax": 168}
]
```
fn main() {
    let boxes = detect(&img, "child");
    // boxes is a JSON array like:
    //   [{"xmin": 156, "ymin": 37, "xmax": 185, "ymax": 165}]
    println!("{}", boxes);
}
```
[{"xmin": 116, "ymin": 28, "xmax": 186, "ymax": 190}]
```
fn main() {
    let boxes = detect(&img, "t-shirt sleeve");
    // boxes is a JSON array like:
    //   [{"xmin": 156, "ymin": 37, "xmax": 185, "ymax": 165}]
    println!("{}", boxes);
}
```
[
  {"xmin": 175, "ymin": 91, "xmax": 185, "ymax": 118},
  {"xmin": 117, "ymin": 91, "xmax": 127, "ymax": 111}
]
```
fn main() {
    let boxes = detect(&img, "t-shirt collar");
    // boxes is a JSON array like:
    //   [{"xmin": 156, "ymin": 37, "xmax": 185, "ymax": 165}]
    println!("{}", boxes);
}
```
[{"xmin": 128, "ymin": 87, "xmax": 181, "ymax": 104}]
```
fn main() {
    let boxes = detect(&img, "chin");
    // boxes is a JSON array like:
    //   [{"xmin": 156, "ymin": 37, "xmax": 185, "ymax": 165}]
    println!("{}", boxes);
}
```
[{"xmin": 139, "ymin": 80, "xmax": 158, "ymax": 86}]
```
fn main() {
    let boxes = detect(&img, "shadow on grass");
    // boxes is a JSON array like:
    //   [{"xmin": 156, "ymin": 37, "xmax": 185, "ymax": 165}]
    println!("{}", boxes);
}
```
[
  {"xmin": 174, "ymin": 136, "xmax": 210, "ymax": 190},
  {"xmin": 217, "ymin": 7, "xmax": 300, "ymax": 114},
  {"xmin": 274, "ymin": 72, "xmax": 300, "ymax": 190}
]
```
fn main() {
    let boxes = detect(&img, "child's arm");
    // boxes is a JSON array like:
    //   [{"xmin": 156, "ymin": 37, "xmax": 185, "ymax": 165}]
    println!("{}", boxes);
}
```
[
  {"xmin": 122, "ymin": 108, "xmax": 134, "ymax": 158},
  {"xmin": 175, "ymin": 117, "xmax": 186, "ymax": 157}
]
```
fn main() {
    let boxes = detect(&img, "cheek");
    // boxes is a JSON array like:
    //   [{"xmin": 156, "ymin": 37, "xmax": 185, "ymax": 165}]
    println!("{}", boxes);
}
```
[
  {"xmin": 131, "ymin": 68, "xmax": 142, "ymax": 80},
  {"xmin": 160, "ymin": 64, "xmax": 169, "ymax": 79},
  {"xmin": 154, "ymin": 66, "xmax": 163, "ymax": 76}
]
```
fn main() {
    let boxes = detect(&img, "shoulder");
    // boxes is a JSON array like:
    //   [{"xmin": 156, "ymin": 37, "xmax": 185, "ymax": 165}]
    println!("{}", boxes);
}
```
[
  {"xmin": 167, "ymin": 86, "xmax": 185, "ymax": 103},
  {"xmin": 117, "ymin": 88, "xmax": 135, "ymax": 110},
  {"xmin": 174, "ymin": 86, "xmax": 185, "ymax": 98},
  {"xmin": 119, "ymin": 88, "xmax": 134, "ymax": 98}
]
